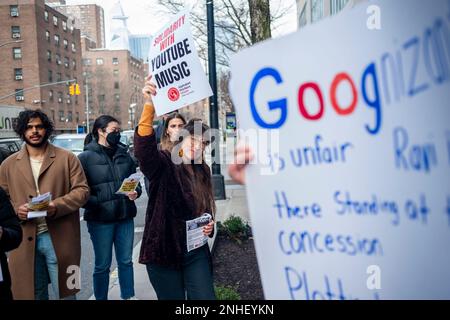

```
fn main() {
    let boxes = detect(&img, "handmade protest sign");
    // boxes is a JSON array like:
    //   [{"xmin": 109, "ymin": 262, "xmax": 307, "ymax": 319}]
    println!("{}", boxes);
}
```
[
  {"xmin": 230, "ymin": 0, "xmax": 450, "ymax": 299},
  {"xmin": 149, "ymin": 10, "xmax": 213, "ymax": 116}
]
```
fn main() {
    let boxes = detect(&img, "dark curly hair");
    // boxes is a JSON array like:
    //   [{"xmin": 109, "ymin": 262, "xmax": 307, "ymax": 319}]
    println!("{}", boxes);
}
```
[{"xmin": 14, "ymin": 109, "xmax": 55, "ymax": 141}]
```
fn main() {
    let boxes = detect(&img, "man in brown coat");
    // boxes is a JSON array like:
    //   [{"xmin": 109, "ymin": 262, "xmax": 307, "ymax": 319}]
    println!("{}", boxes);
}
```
[{"xmin": 0, "ymin": 109, "xmax": 89, "ymax": 300}]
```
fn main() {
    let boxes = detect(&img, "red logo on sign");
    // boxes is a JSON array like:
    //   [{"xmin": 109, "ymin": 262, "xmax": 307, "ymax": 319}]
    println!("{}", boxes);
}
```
[{"xmin": 168, "ymin": 87, "xmax": 180, "ymax": 102}]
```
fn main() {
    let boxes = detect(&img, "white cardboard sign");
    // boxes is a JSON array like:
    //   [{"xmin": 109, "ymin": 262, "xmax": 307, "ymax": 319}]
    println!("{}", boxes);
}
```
[
  {"xmin": 149, "ymin": 10, "xmax": 213, "ymax": 116},
  {"xmin": 230, "ymin": 0, "xmax": 450, "ymax": 299}
]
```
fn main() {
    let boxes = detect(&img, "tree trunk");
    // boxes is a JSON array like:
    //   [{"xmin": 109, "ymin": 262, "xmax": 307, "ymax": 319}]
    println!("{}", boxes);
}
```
[{"xmin": 248, "ymin": 0, "xmax": 272, "ymax": 43}]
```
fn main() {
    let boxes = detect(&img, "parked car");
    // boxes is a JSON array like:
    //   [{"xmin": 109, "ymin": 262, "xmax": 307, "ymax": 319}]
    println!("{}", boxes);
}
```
[
  {"xmin": 0, "ymin": 138, "xmax": 22, "ymax": 165},
  {"xmin": 120, "ymin": 130, "xmax": 138, "ymax": 165},
  {"xmin": 51, "ymin": 134, "xmax": 86, "ymax": 156}
]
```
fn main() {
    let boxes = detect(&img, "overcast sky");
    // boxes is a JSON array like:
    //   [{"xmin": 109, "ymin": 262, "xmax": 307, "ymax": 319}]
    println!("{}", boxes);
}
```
[{"xmin": 65, "ymin": 0, "xmax": 298, "ymax": 48}]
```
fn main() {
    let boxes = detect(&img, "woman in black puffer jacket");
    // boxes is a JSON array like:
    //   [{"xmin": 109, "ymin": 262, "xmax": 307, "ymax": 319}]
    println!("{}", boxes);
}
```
[{"xmin": 78, "ymin": 115, "xmax": 141, "ymax": 300}]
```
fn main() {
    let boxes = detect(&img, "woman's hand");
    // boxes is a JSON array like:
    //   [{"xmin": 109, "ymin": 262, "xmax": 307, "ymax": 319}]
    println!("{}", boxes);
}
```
[
  {"xmin": 228, "ymin": 145, "xmax": 254, "ymax": 185},
  {"xmin": 127, "ymin": 191, "xmax": 138, "ymax": 201},
  {"xmin": 142, "ymin": 75, "xmax": 157, "ymax": 104},
  {"xmin": 203, "ymin": 220, "xmax": 215, "ymax": 237}
]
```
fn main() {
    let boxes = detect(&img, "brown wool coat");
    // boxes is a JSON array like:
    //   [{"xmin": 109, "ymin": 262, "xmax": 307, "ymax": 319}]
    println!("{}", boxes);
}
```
[{"xmin": 0, "ymin": 143, "xmax": 89, "ymax": 299}]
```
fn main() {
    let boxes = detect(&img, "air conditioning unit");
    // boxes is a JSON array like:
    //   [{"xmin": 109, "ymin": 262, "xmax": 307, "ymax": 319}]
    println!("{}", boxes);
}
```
[
  {"xmin": 58, "ymin": 98, "xmax": 63, "ymax": 103},
  {"xmin": 12, "ymin": 33, "xmax": 21, "ymax": 39},
  {"xmin": 15, "ymin": 75, "xmax": 23, "ymax": 80},
  {"xmin": 11, "ymin": 12, "xmax": 19, "ymax": 17},
  {"xmin": 67, "ymin": 99, "xmax": 71, "ymax": 104},
  {"xmin": 57, "ymin": 60, "xmax": 61, "ymax": 65},
  {"xmin": 16, "ymin": 96, "xmax": 24, "ymax": 101}
]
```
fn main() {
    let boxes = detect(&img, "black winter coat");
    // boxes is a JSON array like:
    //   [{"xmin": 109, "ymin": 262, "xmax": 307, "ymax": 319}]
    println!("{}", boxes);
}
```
[
  {"xmin": 78, "ymin": 141, "xmax": 142, "ymax": 222},
  {"xmin": 0, "ymin": 187, "xmax": 22, "ymax": 300}
]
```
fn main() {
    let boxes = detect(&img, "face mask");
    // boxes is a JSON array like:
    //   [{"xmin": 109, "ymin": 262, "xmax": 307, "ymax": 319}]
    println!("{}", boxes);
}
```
[{"xmin": 106, "ymin": 131, "xmax": 121, "ymax": 147}]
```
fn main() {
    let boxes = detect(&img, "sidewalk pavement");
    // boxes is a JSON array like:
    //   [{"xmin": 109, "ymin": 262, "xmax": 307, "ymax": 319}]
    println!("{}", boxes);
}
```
[{"xmin": 105, "ymin": 182, "xmax": 249, "ymax": 300}]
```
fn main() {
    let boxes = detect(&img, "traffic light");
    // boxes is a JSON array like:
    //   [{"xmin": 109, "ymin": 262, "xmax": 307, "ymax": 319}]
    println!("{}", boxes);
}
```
[{"xmin": 69, "ymin": 84, "xmax": 81, "ymax": 96}]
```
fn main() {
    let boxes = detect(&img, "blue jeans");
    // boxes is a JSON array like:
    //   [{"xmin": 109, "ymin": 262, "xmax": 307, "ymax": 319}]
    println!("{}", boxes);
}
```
[
  {"xmin": 87, "ymin": 218, "xmax": 135, "ymax": 300},
  {"xmin": 34, "ymin": 232, "xmax": 77, "ymax": 300}
]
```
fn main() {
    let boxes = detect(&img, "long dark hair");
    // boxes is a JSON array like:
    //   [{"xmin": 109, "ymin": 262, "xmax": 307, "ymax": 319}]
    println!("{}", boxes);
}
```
[
  {"xmin": 176, "ymin": 119, "xmax": 215, "ymax": 218},
  {"xmin": 14, "ymin": 109, "xmax": 54, "ymax": 142},
  {"xmin": 84, "ymin": 115, "xmax": 120, "ymax": 146},
  {"xmin": 160, "ymin": 112, "xmax": 186, "ymax": 151}
]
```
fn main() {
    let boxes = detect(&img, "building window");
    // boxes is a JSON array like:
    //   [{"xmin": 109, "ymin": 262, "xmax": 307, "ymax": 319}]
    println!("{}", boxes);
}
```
[
  {"xmin": 114, "ymin": 82, "xmax": 120, "ymax": 89},
  {"xmin": 72, "ymin": 60, "xmax": 77, "ymax": 70},
  {"xmin": 51, "ymin": 110, "xmax": 55, "ymax": 122},
  {"xmin": 14, "ymin": 68, "xmax": 23, "ymax": 81},
  {"xmin": 76, "ymin": 112, "xmax": 79, "ymax": 123},
  {"xmin": 11, "ymin": 26, "xmax": 21, "ymax": 39},
  {"xmin": 13, "ymin": 48, "xmax": 22, "ymax": 59},
  {"xmin": 98, "ymin": 94, "xmax": 105, "ymax": 102},
  {"xmin": 96, "ymin": 58, "xmax": 104, "ymax": 65},
  {"xmin": 64, "ymin": 57, "xmax": 69, "ymax": 68},
  {"xmin": 58, "ymin": 92, "xmax": 63, "ymax": 104},
  {"xmin": 46, "ymin": 30, "xmax": 50, "ymax": 42},
  {"xmin": 54, "ymin": 34, "xmax": 60, "ymax": 46},
  {"xmin": 112, "ymin": 57, "xmax": 119, "ymax": 65},
  {"xmin": 83, "ymin": 58, "xmax": 91, "ymax": 66},
  {"xmin": 67, "ymin": 111, "xmax": 73, "ymax": 122},
  {"xmin": 49, "ymin": 90, "xmax": 54, "ymax": 101},
  {"xmin": 114, "ymin": 94, "xmax": 120, "ymax": 102},
  {"xmin": 48, "ymin": 70, "xmax": 53, "ymax": 82},
  {"xmin": 10, "ymin": 5, "xmax": 19, "ymax": 17},
  {"xmin": 44, "ymin": 10, "xmax": 49, "ymax": 22},
  {"xmin": 113, "ymin": 69, "xmax": 119, "ymax": 77},
  {"xmin": 47, "ymin": 50, "xmax": 52, "ymax": 62},
  {"xmin": 311, "ymin": 0, "xmax": 324, "ymax": 23},
  {"xmin": 57, "ymin": 73, "xmax": 62, "ymax": 82},
  {"xmin": 66, "ymin": 94, "xmax": 71, "ymax": 105},
  {"xmin": 15, "ymin": 89, "xmax": 24, "ymax": 101},
  {"xmin": 64, "ymin": 39, "xmax": 68, "ymax": 49},
  {"xmin": 59, "ymin": 110, "xmax": 64, "ymax": 122},
  {"xmin": 53, "ymin": 16, "xmax": 58, "ymax": 27},
  {"xmin": 56, "ymin": 54, "xmax": 61, "ymax": 65},
  {"xmin": 71, "ymin": 43, "xmax": 76, "ymax": 53},
  {"xmin": 330, "ymin": 0, "xmax": 349, "ymax": 15},
  {"xmin": 62, "ymin": 20, "xmax": 67, "ymax": 31}
]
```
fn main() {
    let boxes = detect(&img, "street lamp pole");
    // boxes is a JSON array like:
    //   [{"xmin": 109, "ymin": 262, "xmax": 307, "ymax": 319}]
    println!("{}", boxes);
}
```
[
  {"xmin": 0, "ymin": 40, "xmax": 23, "ymax": 48},
  {"xmin": 85, "ymin": 81, "xmax": 90, "ymax": 134},
  {"xmin": 206, "ymin": 0, "xmax": 226, "ymax": 200},
  {"xmin": 0, "ymin": 79, "xmax": 76, "ymax": 101}
]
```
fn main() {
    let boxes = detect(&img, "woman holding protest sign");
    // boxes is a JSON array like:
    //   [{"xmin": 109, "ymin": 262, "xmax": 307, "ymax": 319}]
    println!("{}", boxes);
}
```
[
  {"xmin": 134, "ymin": 76, "xmax": 216, "ymax": 300},
  {"xmin": 78, "ymin": 115, "xmax": 142, "ymax": 300}
]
